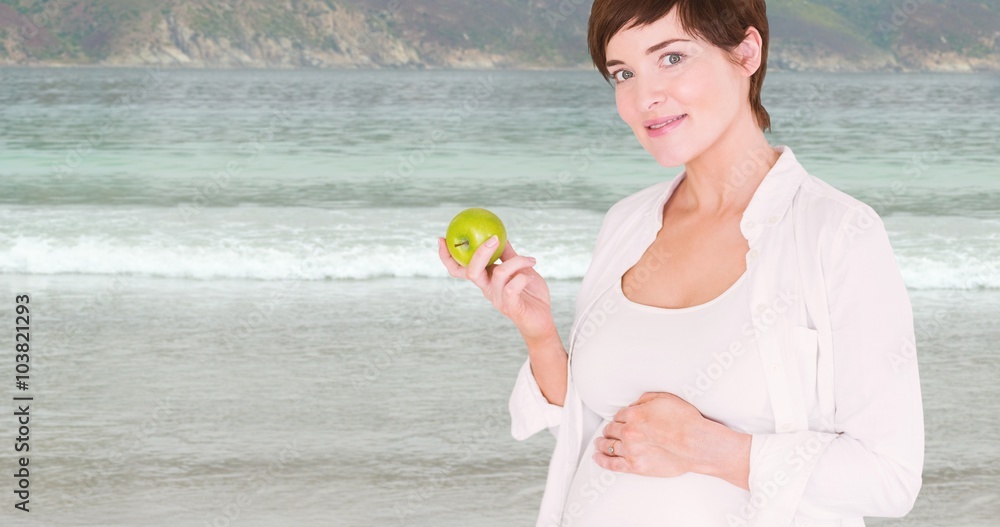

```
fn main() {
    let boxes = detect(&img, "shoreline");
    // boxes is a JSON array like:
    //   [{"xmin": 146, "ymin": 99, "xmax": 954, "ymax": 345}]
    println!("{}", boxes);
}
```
[{"xmin": 2, "ymin": 63, "xmax": 999, "ymax": 74}]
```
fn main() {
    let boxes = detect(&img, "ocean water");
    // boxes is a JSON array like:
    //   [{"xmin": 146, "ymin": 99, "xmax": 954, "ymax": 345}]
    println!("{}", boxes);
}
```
[{"xmin": 0, "ymin": 68, "xmax": 998, "ymax": 526}]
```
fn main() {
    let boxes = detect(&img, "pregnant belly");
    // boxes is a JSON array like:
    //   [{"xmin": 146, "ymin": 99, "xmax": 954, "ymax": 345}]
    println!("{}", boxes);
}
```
[{"xmin": 561, "ymin": 424, "xmax": 751, "ymax": 527}]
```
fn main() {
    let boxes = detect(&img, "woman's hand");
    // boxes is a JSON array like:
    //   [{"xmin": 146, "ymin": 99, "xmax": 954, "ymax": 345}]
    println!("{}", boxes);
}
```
[
  {"xmin": 437, "ymin": 236, "xmax": 557, "ymax": 343},
  {"xmin": 592, "ymin": 392, "xmax": 751, "ymax": 490}
]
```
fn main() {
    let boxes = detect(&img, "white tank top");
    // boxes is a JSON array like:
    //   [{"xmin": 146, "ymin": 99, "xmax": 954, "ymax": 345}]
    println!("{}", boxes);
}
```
[{"xmin": 563, "ymin": 269, "xmax": 773, "ymax": 526}]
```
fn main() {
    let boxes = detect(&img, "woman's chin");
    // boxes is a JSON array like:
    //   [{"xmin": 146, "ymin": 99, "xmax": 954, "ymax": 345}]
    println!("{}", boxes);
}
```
[{"xmin": 648, "ymin": 149, "xmax": 689, "ymax": 169}]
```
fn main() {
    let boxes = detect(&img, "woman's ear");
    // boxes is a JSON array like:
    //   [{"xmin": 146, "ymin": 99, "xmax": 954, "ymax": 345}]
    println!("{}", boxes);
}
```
[{"xmin": 733, "ymin": 26, "xmax": 764, "ymax": 77}]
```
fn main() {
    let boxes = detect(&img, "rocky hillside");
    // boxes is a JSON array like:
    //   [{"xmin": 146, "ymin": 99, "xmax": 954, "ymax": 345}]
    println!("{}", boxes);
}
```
[{"xmin": 0, "ymin": 0, "xmax": 997, "ymax": 71}]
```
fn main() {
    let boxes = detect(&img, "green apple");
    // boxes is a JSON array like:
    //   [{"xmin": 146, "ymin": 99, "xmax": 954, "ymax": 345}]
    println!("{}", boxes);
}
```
[{"xmin": 445, "ymin": 207, "xmax": 507, "ymax": 267}]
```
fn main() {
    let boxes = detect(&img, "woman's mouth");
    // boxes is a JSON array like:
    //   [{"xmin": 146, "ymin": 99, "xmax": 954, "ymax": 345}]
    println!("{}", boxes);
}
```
[{"xmin": 645, "ymin": 114, "xmax": 687, "ymax": 137}]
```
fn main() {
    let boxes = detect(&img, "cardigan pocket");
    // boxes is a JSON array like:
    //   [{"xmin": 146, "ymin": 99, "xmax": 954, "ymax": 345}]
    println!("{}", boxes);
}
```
[{"xmin": 791, "ymin": 326, "xmax": 820, "ymax": 406}]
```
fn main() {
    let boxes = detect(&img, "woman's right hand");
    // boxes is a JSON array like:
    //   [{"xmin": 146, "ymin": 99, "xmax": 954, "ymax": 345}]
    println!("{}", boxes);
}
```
[{"xmin": 437, "ymin": 235, "xmax": 557, "ymax": 343}]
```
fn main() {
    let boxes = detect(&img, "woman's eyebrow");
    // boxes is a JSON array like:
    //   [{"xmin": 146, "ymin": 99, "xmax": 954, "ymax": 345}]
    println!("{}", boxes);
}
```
[{"xmin": 605, "ymin": 38, "xmax": 692, "ymax": 68}]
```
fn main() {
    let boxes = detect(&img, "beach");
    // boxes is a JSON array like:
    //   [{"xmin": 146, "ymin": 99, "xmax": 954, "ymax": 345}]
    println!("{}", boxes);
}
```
[{"xmin": 0, "ymin": 68, "xmax": 998, "ymax": 525}]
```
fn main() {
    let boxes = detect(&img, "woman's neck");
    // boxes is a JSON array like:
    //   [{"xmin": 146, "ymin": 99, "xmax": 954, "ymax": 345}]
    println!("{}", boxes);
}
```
[{"xmin": 677, "ymin": 117, "xmax": 779, "ymax": 218}]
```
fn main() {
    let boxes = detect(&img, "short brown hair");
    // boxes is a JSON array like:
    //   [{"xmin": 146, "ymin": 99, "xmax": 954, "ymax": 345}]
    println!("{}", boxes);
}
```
[{"xmin": 588, "ymin": 0, "xmax": 771, "ymax": 132}]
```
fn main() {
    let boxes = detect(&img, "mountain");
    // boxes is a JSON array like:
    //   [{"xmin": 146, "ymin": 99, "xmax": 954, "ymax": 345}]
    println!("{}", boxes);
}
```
[{"xmin": 0, "ymin": 0, "xmax": 997, "ymax": 71}]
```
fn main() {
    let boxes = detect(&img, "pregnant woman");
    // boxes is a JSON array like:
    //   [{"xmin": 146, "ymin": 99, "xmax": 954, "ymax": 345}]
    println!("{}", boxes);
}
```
[{"xmin": 437, "ymin": 1, "xmax": 924, "ymax": 526}]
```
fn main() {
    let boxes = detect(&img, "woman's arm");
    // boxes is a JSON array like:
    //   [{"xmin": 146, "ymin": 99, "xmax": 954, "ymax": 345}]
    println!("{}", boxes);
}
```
[
  {"xmin": 510, "ymin": 347, "xmax": 566, "ymax": 440},
  {"xmin": 744, "ymin": 206, "xmax": 924, "ymax": 525},
  {"xmin": 509, "ymin": 200, "xmax": 627, "ymax": 441},
  {"xmin": 509, "ymin": 332, "xmax": 567, "ymax": 441},
  {"xmin": 524, "ymin": 331, "xmax": 568, "ymax": 407}
]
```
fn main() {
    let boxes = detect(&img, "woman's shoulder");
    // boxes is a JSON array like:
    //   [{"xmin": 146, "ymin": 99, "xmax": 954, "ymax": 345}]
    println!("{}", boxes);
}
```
[
  {"xmin": 792, "ymin": 174, "xmax": 895, "ymax": 260},
  {"xmin": 796, "ymin": 174, "xmax": 876, "ymax": 216},
  {"xmin": 793, "ymin": 173, "xmax": 886, "ymax": 232},
  {"xmin": 774, "ymin": 145, "xmax": 882, "ymax": 228}
]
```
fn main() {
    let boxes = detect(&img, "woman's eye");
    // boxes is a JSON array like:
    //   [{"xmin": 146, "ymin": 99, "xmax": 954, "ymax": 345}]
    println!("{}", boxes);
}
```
[
  {"xmin": 663, "ymin": 53, "xmax": 683, "ymax": 66},
  {"xmin": 613, "ymin": 70, "xmax": 633, "ymax": 83}
]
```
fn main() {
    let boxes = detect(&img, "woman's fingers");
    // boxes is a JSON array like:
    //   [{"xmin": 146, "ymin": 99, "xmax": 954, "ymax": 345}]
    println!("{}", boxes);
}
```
[
  {"xmin": 502, "ymin": 273, "xmax": 532, "ymax": 315},
  {"xmin": 437, "ymin": 237, "xmax": 467, "ymax": 279},
  {"xmin": 602, "ymin": 420, "xmax": 626, "ymax": 441},
  {"xmin": 438, "ymin": 236, "xmax": 539, "ymax": 317},
  {"xmin": 466, "ymin": 236, "xmax": 502, "ymax": 289},
  {"xmin": 499, "ymin": 239, "xmax": 518, "ymax": 261},
  {"xmin": 593, "ymin": 435, "xmax": 627, "ymax": 458},
  {"xmin": 490, "ymin": 256, "xmax": 536, "ymax": 288},
  {"xmin": 490, "ymin": 262, "xmax": 535, "ymax": 316}
]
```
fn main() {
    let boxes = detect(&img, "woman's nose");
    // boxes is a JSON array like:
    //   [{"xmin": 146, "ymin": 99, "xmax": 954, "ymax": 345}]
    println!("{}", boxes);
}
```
[{"xmin": 636, "ymin": 74, "xmax": 668, "ymax": 112}]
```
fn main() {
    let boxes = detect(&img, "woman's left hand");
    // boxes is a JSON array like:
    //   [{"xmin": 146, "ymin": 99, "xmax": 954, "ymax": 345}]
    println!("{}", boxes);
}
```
[{"xmin": 592, "ymin": 392, "xmax": 751, "ymax": 489}]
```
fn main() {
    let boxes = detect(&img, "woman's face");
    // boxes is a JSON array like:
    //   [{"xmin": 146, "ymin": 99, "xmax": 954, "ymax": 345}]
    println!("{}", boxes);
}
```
[{"xmin": 605, "ymin": 10, "xmax": 749, "ymax": 168}]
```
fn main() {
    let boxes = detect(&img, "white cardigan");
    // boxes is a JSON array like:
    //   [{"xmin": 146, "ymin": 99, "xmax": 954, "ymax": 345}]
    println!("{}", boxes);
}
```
[{"xmin": 508, "ymin": 145, "xmax": 924, "ymax": 527}]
